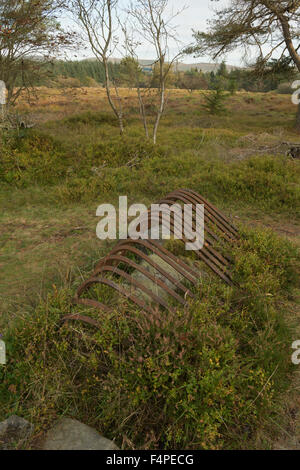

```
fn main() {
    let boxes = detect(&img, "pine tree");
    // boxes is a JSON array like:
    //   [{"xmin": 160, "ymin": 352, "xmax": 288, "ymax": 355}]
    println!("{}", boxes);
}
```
[{"xmin": 203, "ymin": 84, "xmax": 228, "ymax": 115}]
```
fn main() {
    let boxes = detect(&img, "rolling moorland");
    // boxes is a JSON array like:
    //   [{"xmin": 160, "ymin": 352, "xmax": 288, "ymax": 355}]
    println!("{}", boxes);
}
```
[{"xmin": 0, "ymin": 86, "xmax": 300, "ymax": 450}]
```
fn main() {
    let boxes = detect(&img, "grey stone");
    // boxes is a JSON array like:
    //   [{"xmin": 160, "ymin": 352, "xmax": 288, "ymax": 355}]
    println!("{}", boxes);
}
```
[
  {"xmin": 41, "ymin": 418, "xmax": 119, "ymax": 450},
  {"xmin": 0, "ymin": 415, "xmax": 34, "ymax": 450}
]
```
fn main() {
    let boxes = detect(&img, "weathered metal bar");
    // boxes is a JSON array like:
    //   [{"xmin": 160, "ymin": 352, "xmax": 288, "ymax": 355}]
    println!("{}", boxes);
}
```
[{"xmin": 66, "ymin": 189, "xmax": 239, "ymax": 327}]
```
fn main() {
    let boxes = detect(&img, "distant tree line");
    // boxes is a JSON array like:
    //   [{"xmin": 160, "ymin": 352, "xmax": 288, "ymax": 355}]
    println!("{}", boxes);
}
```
[
  {"xmin": 20, "ymin": 60, "xmax": 121, "ymax": 88},
  {"xmin": 26, "ymin": 58, "xmax": 298, "ymax": 94},
  {"xmin": 172, "ymin": 60, "xmax": 297, "ymax": 94}
]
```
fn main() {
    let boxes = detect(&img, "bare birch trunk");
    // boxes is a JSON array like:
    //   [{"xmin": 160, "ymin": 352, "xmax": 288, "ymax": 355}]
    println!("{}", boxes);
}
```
[
  {"xmin": 153, "ymin": 86, "xmax": 165, "ymax": 145},
  {"xmin": 103, "ymin": 59, "xmax": 124, "ymax": 135},
  {"xmin": 137, "ymin": 87, "xmax": 149, "ymax": 139},
  {"xmin": 153, "ymin": 61, "xmax": 165, "ymax": 145}
]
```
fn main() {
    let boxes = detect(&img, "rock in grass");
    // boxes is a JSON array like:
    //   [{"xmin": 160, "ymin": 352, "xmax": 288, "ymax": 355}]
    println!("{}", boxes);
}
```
[
  {"xmin": 41, "ymin": 418, "xmax": 119, "ymax": 450},
  {"xmin": 0, "ymin": 415, "xmax": 34, "ymax": 450}
]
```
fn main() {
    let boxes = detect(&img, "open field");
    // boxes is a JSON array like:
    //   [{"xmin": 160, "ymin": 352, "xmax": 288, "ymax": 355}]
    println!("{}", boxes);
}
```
[{"xmin": 0, "ymin": 87, "xmax": 300, "ymax": 449}]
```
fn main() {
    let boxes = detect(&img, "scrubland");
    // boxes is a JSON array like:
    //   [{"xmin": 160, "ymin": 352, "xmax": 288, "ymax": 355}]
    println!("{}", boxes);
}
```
[{"xmin": 0, "ymin": 87, "xmax": 299, "ymax": 449}]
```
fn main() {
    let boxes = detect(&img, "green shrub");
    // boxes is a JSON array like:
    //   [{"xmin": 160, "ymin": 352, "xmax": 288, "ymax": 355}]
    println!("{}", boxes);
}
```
[
  {"xmin": 0, "ymin": 131, "xmax": 66, "ymax": 187},
  {"xmin": 208, "ymin": 155, "xmax": 300, "ymax": 211},
  {"xmin": 0, "ymin": 227, "xmax": 298, "ymax": 449},
  {"xmin": 57, "ymin": 175, "xmax": 118, "ymax": 202},
  {"xmin": 0, "ymin": 131, "xmax": 166, "ymax": 190},
  {"xmin": 276, "ymin": 82, "xmax": 293, "ymax": 95},
  {"xmin": 1, "ymin": 127, "xmax": 299, "ymax": 216},
  {"xmin": 64, "ymin": 111, "xmax": 119, "ymax": 127},
  {"xmin": 203, "ymin": 87, "xmax": 229, "ymax": 115}
]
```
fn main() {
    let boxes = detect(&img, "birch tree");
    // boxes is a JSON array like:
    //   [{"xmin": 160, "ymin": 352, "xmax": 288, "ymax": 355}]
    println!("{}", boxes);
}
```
[
  {"xmin": 129, "ymin": 0, "xmax": 186, "ymax": 144},
  {"xmin": 71, "ymin": 0, "xmax": 124, "ymax": 134},
  {"xmin": 121, "ymin": 26, "xmax": 149, "ymax": 138}
]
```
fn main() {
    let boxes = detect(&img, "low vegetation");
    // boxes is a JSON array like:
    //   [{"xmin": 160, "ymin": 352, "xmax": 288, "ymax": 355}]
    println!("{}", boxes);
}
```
[{"xmin": 0, "ymin": 87, "xmax": 299, "ymax": 449}]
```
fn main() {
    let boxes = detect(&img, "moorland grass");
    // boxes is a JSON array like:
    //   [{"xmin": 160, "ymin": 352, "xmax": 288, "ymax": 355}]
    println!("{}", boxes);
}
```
[
  {"xmin": 0, "ymin": 227, "xmax": 298, "ymax": 449},
  {"xmin": 0, "ymin": 88, "xmax": 299, "ymax": 449}
]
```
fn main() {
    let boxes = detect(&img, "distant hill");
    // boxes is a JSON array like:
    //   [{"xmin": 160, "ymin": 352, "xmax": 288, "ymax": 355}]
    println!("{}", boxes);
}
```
[
  {"xmin": 83, "ymin": 57, "xmax": 241, "ymax": 73},
  {"xmin": 173, "ymin": 62, "xmax": 240, "ymax": 73}
]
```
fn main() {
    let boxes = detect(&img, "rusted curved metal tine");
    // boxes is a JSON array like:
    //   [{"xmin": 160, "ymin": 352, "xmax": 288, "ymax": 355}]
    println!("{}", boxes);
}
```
[
  {"xmin": 135, "ymin": 210, "xmax": 234, "ymax": 284},
  {"xmin": 159, "ymin": 194, "xmax": 234, "ymax": 265},
  {"xmin": 95, "ymin": 238, "xmax": 199, "ymax": 286},
  {"xmin": 145, "ymin": 238, "xmax": 200, "ymax": 279},
  {"xmin": 62, "ymin": 298, "xmax": 112, "ymax": 328},
  {"xmin": 160, "ymin": 191, "xmax": 227, "ymax": 239},
  {"xmin": 157, "ymin": 195, "xmax": 232, "ymax": 266},
  {"xmin": 77, "ymin": 267, "xmax": 168, "ymax": 310},
  {"xmin": 157, "ymin": 196, "xmax": 221, "ymax": 244},
  {"xmin": 163, "ymin": 190, "xmax": 235, "ymax": 242},
  {"xmin": 174, "ymin": 189, "xmax": 235, "ymax": 230},
  {"xmin": 102, "ymin": 254, "xmax": 193, "ymax": 302},
  {"xmin": 62, "ymin": 313, "xmax": 101, "ymax": 328},
  {"xmin": 156, "ymin": 191, "xmax": 235, "ymax": 260},
  {"xmin": 198, "ymin": 251, "xmax": 234, "ymax": 285},
  {"xmin": 74, "ymin": 297, "xmax": 112, "ymax": 311},
  {"xmin": 184, "ymin": 188, "xmax": 239, "ymax": 234},
  {"xmin": 180, "ymin": 189, "xmax": 239, "ymax": 238},
  {"xmin": 158, "ymin": 209, "xmax": 235, "ymax": 285},
  {"xmin": 72, "ymin": 190, "xmax": 239, "ymax": 322},
  {"xmin": 78, "ymin": 277, "xmax": 156, "ymax": 315},
  {"xmin": 172, "ymin": 189, "xmax": 234, "ymax": 231},
  {"xmin": 148, "ymin": 211, "xmax": 234, "ymax": 285},
  {"xmin": 93, "ymin": 266, "xmax": 174, "ymax": 309},
  {"xmin": 167, "ymin": 190, "xmax": 235, "ymax": 240},
  {"xmin": 138, "ymin": 208, "xmax": 232, "ymax": 276},
  {"xmin": 97, "ymin": 263, "xmax": 187, "ymax": 306},
  {"xmin": 96, "ymin": 241, "xmax": 196, "ymax": 297}
]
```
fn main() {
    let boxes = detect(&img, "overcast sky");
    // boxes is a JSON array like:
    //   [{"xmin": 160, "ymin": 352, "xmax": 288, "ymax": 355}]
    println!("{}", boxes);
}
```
[
  {"xmin": 64, "ymin": 0, "xmax": 247, "ymax": 66},
  {"xmin": 162, "ymin": 0, "xmax": 237, "ymax": 64}
]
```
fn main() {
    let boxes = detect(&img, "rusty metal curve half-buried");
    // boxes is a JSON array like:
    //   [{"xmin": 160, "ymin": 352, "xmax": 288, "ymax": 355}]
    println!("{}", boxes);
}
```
[{"xmin": 63, "ymin": 189, "xmax": 239, "ymax": 328}]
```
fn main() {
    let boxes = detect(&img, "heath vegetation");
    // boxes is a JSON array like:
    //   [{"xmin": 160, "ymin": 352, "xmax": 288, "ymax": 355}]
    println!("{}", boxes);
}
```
[{"xmin": 0, "ymin": 0, "xmax": 300, "ymax": 451}]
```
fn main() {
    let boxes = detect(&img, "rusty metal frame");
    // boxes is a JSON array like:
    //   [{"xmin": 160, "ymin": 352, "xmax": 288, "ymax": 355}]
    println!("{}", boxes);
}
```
[{"xmin": 64, "ymin": 189, "xmax": 239, "ymax": 327}]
